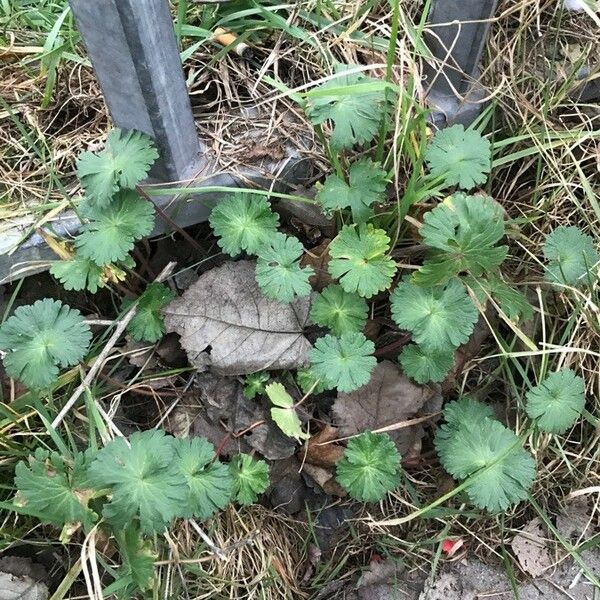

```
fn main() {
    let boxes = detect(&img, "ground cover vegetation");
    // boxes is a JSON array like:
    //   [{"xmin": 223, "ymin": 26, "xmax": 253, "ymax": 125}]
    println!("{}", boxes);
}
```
[{"xmin": 0, "ymin": 1, "xmax": 599, "ymax": 598}]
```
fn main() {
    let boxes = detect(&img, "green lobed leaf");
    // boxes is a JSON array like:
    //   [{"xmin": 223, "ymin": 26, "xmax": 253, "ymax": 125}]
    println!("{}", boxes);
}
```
[
  {"xmin": 317, "ymin": 158, "xmax": 387, "ymax": 223},
  {"xmin": 123, "ymin": 282, "xmax": 176, "ymax": 343},
  {"xmin": 296, "ymin": 367, "xmax": 334, "ymax": 395},
  {"xmin": 14, "ymin": 448, "xmax": 97, "ymax": 529},
  {"xmin": 425, "ymin": 124, "xmax": 491, "ymax": 190},
  {"xmin": 229, "ymin": 454, "xmax": 270, "ymax": 506},
  {"xmin": 50, "ymin": 254, "xmax": 105, "ymax": 293},
  {"xmin": 306, "ymin": 66, "xmax": 392, "ymax": 150},
  {"xmin": 399, "ymin": 343, "xmax": 454, "ymax": 384},
  {"xmin": 525, "ymin": 368, "xmax": 586, "ymax": 434},
  {"xmin": 310, "ymin": 284, "xmax": 368, "ymax": 336},
  {"xmin": 435, "ymin": 399, "xmax": 536, "ymax": 512},
  {"xmin": 88, "ymin": 430, "xmax": 188, "ymax": 533},
  {"xmin": 328, "ymin": 224, "xmax": 397, "ymax": 298},
  {"xmin": 390, "ymin": 278, "xmax": 478, "ymax": 351},
  {"xmin": 244, "ymin": 372, "xmax": 270, "ymax": 399},
  {"xmin": 75, "ymin": 190, "xmax": 155, "ymax": 265},
  {"xmin": 465, "ymin": 275, "xmax": 534, "ymax": 323},
  {"xmin": 309, "ymin": 332, "xmax": 376, "ymax": 392},
  {"xmin": 0, "ymin": 299, "xmax": 92, "ymax": 389},
  {"xmin": 116, "ymin": 524, "xmax": 156, "ymax": 592},
  {"xmin": 255, "ymin": 233, "xmax": 314, "ymax": 303},
  {"xmin": 336, "ymin": 431, "xmax": 401, "ymax": 502},
  {"xmin": 414, "ymin": 193, "xmax": 508, "ymax": 286},
  {"xmin": 209, "ymin": 193, "xmax": 280, "ymax": 257},
  {"xmin": 173, "ymin": 437, "xmax": 233, "ymax": 520},
  {"xmin": 543, "ymin": 226, "xmax": 599, "ymax": 288},
  {"xmin": 266, "ymin": 382, "xmax": 309, "ymax": 441},
  {"xmin": 77, "ymin": 128, "xmax": 158, "ymax": 208}
]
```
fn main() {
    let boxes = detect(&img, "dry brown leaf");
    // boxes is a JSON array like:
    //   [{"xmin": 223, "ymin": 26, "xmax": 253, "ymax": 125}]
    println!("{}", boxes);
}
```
[
  {"xmin": 511, "ymin": 518, "xmax": 553, "ymax": 578},
  {"xmin": 302, "ymin": 425, "xmax": 345, "ymax": 468},
  {"xmin": 301, "ymin": 239, "xmax": 333, "ymax": 291},
  {"xmin": 333, "ymin": 361, "xmax": 442, "ymax": 455},
  {"xmin": 163, "ymin": 260, "xmax": 312, "ymax": 375}
]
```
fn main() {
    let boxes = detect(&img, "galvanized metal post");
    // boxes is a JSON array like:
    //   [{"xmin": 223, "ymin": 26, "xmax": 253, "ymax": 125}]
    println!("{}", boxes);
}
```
[
  {"xmin": 69, "ymin": 0, "xmax": 205, "ymax": 182},
  {"xmin": 424, "ymin": 0, "xmax": 499, "ymax": 127}
]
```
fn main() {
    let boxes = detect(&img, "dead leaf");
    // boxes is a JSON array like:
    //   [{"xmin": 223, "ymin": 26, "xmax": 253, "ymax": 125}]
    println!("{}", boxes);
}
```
[
  {"xmin": 302, "ymin": 425, "xmax": 345, "ymax": 468},
  {"xmin": 333, "ymin": 361, "xmax": 442, "ymax": 455},
  {"xmin": 301, "ymin": 239, "xmax": 333, "ymax": 291},
  {"xmin": 303, "ymin": 463, "xmax": 346, "ymax": 497},
  {"xmin": 556, "ymin": 496, "xmax": 594, "ymax": 543},
  {"xmin": 166, "ymin": 372, "xmax": 295, "ymax": 459},
  {"xmin": 511, "ymin": 518, "xmax": 553, "ymax": 578},
  {"xmin": 164, "ymin": 260, "xmax": 313, "ymax": 375}
]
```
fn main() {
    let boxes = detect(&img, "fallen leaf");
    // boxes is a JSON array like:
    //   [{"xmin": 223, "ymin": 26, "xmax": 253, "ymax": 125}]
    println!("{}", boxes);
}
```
[
  {"xmin": 167, "ymin": 372, "xmax": 295, "ymax": 459},
  {"xmin": 556, "ymin": 496, "xmax": 594, "ymax": 543},
  {"xmin": 302, "ymin": 425, "xmax": 345, "ymax": 468},
  {"xmin": 511, "ymin": 518, "xmax": 553, "ymax": 578},
  {"xmin": 301, "ymin": 239, "xmax": 333, "ymax": 291},
  {"xmin": 164, "ymin": 260, "xmax": 313, "ymax": 375},
  {"xmin": 333, "ymin": 361, "xmax": 442, "ymax": 455},
  {"xmin": 302, "ymin": 463, "xmax": 346, "ymax": 497}
]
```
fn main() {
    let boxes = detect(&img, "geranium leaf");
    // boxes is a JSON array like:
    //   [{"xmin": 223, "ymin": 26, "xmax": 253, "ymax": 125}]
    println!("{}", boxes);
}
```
[
  {"xmin": 414, "ymin": 193, "xmax": 508, "ymax": 285},
  {"xmin": 336, "ymin": 431, "xmax": 401, "ymax": 502},
  {"xmin": 229, "ymin": 454, "xmax": 270, "ymax": 506},
  {"xmin": 173, "ymin": 437, "xmax": 232, "ymax": 520},
  {"xmin": 425, "ymin": 124, "xmax": 491, "ymax": 190},
  {"xmin": 296, "ymin": 367, "xmax": 334, "ymax": 395},
  {"xmin": 243, "ymin": 372, "xmax": 270, "ymax": 399},
  {"xmin": 543, "ymin": 226, "xmax": 599, "ymax": 288},
  {"xmin": 88, "ymin": 430, "xmax": 188, "ymax": 533},
  {"xmin": 209, "ymin": 193, "xmax": 280, "ymax": 257},
  {"xmin": 115, "ymin": 524, "xmax": 156, "ymax": 592},
  {"xmin": 77, "ymin": 128, "xmax": 158, "ymax": 208},
  {"xmin": 328, "ymin": 224, "xmax": 397, "ymax": 298},
  {"xmin": 435, "ymin": 399, "xmax": 536, "ymax": 512},
  {"xmin": 310, "ymin": 284, "xmax": 368, "ymax": 336},
  {"xmin": 50, "ymin": 254, "xmax": 105, "ymax": 293},
  {"xmin": 75, "ymin": 190, "xmax": 155, "ymax": 265},
  {"xmin": 309, "ymin": 332, "xmax": 376, "ymax": 392},
  {"xmin": 265, "ymin": 382, "xmax": 309, "ymax": 441},
  {"xmin": 525, "ymin": 368, "xmax": 586, "ymax": 434},
  {"xmin": 255, "ymin": 233, "xmax": 314, "ymax": 303},
  {"xmin": 306, "ymin": 65, "xmax": 393, "ymax": 150},
  {"xmin": 390, "ymin": 278, "xmax": 478, "ymax": 351},
  {"xmin": 14, "ymin": 448, "xmax": 97, "ymax": 529},
  {"xmin": 123, "ymin": 282, "xmax": 176, "ymax": 343},
  {"xmin": 0, "ymin": 299, "xmax": 92, "ymax": 389},
  {"xmin": 317, "ymin": 159, "xmax": 387, "ymax": 223},
  {"xmin": 399, "ymin": 343, "xmax": 454, "ymax": 384}
]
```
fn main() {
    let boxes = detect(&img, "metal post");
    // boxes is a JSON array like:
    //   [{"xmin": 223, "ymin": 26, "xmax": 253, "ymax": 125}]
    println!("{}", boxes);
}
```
[
  {"xmin": 424, "ymin": 0, "xmax": 499, "ymax": 127},
  {"xmin": 69, "ymin": 0, "xmax": 205, "ymax": 182}
]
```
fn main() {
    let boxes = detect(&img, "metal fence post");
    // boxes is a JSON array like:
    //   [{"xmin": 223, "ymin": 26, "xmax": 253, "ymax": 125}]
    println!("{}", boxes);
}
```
[
  {"xmin": 68, "ymin": 0, "xmax": 205, "ymax": 182},
  {"xmin": 424, "ymin": 0, "xmax": 499, "ymax": 127}
]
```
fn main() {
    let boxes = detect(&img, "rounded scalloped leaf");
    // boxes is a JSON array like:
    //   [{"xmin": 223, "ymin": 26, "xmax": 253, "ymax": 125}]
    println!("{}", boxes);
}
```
[
  {"xmin": 209, "ymin": 193, "xmax": 280, "ymax": 257},
  {"xmin": 328, "ymin": 224, "xmax": 397, "ymax": 298},
  {"xmin": 255, "ymin": 233, "xmax": 314, "ymax": 303},
  {"xmin": 399, "ymin": 343, "xmax": 454, "ymax": 384},
  {"xmin": 525, "ymin": 368, "xmax": 586, "ymax": 434},
  {"xmin": 425, "ymin": 124, "xmax": 491, "ymax": 190},
  {"xmin": 76, "ymin": 190, "xmax": 155, "ymax": 265},
  {"xmin": 391, "ymin": 278, "xmax": 478, "ymax": 351},
  {"xmin": 309, "ymin": 332, "xmax": 376, "ymax": 393},
  {"xmin": 336, "ymin": 431, "xmax": 401, "ymax": 502},
  {"xmin": 310, "ymin": 284, "xmax": 368, "ymax": 336},
  {"xmin": 543, "ymin": 226, "xmax": 599, "ymax": 288},
  {"xmin": 0, "ymin": 299, "xmax": 92, "ymax": 389}
]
